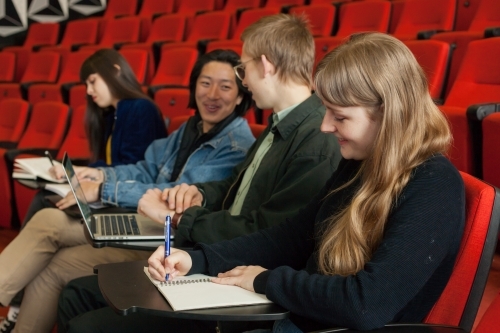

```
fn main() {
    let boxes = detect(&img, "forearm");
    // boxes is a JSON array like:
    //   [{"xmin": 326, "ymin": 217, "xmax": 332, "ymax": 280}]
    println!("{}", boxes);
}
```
[{"xmin": 101, "ymin": 181, "xmax": 173, "ymax": 208}]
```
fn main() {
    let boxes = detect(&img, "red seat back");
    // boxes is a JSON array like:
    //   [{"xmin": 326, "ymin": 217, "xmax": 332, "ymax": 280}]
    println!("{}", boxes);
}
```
[
  {"xmin": 424, "ymin": 172, "xmax": 500, "ymax": 332},
  {"xmin": 98, "ymin": 17, "xmax": 141, "ymax": 47},
  {"xmin": 20, "ymin": 52, "xmax": 60, "ymax": 84},
  {"xmin": 154, "ymin": 88, "xmax": 194, "ymax": 121},
  {"xmin": 138, "ymin": 0, "xmax": 174, "ymax": 18},
  {"xmin": 186, "ymin": 11, "xmax": 231, "ymax": 42},
  {"xmin": 403, "ymin": 40, "xmax": 451, "ymax": 101},
  {"xmin": 103, "ymin": 0, "xmax": 138, "ymax": 18},
  {"xmin": 19, "ymin": 22, "xmax": 59, "ymax": 49},
  {"xmin": 289, "ymin": 4, "xmax": 336, "ymax": 37},
  {"xmin": 0, "ymin": 99, "xmax": 30, "ymax": 145},
  {"xmin": 336, "ymin": 1, "xmax": 391, "ymax": 38},
  {"xmin": 145, "ymin": 14, "xmax": 186, "ymax": 43},
  {"xmin": 231, "ymin": 8, "xmax": 281, "ymax": 40},
  {"xmin": 119, "ymin": 49, "xmax": 149, "ymax": 85},
  {"xmin": 151, "ymin": 48, "xmax": 198, "ymax": 88},
  {"xmin": 56, "ymin": 105, "xmax": 89, "ymax": 160},
  {"xmin": 176, "ymin": 0, "xmax": 215, "ymax": 16},
  {"xmin": 18, "ymin": 102, "xmax": 70, "ymax": 150},
  {"xmin": 223, "ymin": 0, "xmax": 261, "ymax": 13},
  {"xmin": 393, "ymin": 0, "xmax": 456, "ymax": 40},
  {"xmin": 59, "ymin": 19, "xmax": 99, "ymax": 48},
  {"xmin": 0, "ymin": 52, "xmax": 16, "ymax": 82}
]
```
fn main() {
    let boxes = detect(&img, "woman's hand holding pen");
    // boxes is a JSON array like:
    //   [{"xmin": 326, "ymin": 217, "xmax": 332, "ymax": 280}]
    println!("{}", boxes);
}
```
[
  {"xmin": 212, "ymin": 266, "xmax": 267, "ymax": 293},
  {"xmin": 148, "ymin": 246, "xmax": 192, "ymax": 282},
  {"xmin": 48, "ymin": 164, "xmax": 65, "ymax": 180}
]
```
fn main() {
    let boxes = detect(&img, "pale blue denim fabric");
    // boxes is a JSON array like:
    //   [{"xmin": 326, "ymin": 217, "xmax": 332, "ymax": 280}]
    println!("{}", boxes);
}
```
[{"xmin": 99, "ymin": 117, "xmax": 254, "ymax": 208}]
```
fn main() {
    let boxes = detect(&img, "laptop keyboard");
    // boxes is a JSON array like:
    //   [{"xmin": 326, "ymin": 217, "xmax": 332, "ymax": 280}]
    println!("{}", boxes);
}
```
[{"xmin": 101, "ymin": 215, "xmax": 140, "ymax": 236}]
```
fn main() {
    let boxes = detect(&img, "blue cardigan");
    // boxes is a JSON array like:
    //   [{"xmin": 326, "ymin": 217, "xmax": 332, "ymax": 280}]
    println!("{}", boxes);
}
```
[{"xmin": 91, "ymin": 98, "xmax": 167, "ymax": 167}]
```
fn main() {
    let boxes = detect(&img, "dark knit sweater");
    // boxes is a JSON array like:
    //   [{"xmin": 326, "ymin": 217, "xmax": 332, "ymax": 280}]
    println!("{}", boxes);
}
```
[{"xmin": 190, "ymin": 155, "xmax": 465, "ymax": 331}]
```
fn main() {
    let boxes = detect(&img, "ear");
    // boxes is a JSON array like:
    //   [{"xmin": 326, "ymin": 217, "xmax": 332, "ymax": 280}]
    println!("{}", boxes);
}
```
[
  {"xmin": 261, "ymin": 54, "xmax": 275, "ymax": 77},
  {"xmin": 114, "ymin": 64, "xmax": 121, "ymax": 72},
  {"xmin": 236, "ymin": 94, "xmax": 243, "ymax": 105}
]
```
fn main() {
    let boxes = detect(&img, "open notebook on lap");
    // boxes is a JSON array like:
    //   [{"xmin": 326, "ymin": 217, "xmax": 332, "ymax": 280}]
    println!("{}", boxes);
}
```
[{"xmin": 62, "ymin": 153, "xmax": 164, "ymax": 241}]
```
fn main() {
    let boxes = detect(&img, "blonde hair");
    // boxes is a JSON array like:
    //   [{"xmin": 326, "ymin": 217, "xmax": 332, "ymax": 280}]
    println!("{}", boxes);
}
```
[
  {"xmin": 241, "ymin": 14, "xmax": 314, "ymax": 88},
  {"xmin": 314, "ymin": 33, "xmax": 451, "ymax": 276}
]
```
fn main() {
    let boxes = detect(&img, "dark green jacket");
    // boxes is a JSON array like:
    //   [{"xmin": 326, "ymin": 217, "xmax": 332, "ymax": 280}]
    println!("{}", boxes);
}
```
[{"xmin": 175, "ymin": 94, "xmax": 341, "ymax": 246}]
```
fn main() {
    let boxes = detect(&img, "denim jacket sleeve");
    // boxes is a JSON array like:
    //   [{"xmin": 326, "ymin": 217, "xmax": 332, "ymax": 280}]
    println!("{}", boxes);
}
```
[{"xmin": 99, "ymin": 117, "xmax": 255, "ymax": 208}]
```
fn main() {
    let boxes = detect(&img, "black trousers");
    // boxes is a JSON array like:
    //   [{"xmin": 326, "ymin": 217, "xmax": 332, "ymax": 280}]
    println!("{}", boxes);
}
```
[{"xmin": 57, "ymin": 275, "xmax": 273, "ymax": 333}]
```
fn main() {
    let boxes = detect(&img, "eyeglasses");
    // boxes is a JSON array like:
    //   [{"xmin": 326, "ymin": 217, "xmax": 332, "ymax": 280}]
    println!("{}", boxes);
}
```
[{"xmin": 233, "ymin": 58, "xmax": 257, "ymax": 81}]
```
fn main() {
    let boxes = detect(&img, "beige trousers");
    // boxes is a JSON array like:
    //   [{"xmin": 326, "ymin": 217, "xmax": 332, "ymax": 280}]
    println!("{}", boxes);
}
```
[{"xmin": 0, "ymin": 208, "xmax": 152, "ymax": 333}]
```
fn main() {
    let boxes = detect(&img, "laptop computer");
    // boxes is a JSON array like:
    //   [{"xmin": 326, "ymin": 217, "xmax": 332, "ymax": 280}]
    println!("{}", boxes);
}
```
[{"xmin": 62, "ymin": 152, "xmax": 165, "ymax": 241}]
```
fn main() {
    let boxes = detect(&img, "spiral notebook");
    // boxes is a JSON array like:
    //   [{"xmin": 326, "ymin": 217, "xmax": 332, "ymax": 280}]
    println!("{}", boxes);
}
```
[{"xmin": 143, "ymin": 267, "xmax": 272, "ymax": 311}]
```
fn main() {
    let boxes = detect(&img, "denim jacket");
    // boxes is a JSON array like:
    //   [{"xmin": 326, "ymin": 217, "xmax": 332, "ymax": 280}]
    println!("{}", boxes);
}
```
[{"xmin": 99, "ymin": 116, "xmax": 254, "ymax": 208}]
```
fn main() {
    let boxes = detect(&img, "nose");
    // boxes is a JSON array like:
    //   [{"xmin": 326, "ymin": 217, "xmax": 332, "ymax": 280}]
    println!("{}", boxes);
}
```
[
  {"xmin": 86, "ymin": 84, "xmax": 93, "ymax": 95},
  {"xmin": 320, "ymin": 112, "xmax": 337, "ymax": 133},
  {"xmin": 207, "ymin": 85, "xmax": 219, "ymax": 99}
]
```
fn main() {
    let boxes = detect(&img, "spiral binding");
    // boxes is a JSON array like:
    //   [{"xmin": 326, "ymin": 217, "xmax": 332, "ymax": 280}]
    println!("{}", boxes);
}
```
[{"xmin": 160, "ymin": 278, "xmax": 211, "ymax": 286}]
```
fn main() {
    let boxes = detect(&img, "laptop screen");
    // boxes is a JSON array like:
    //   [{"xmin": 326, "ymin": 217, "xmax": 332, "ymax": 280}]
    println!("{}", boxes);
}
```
[{"xmin": 62, "ymin": 153, "xmax": 93, "ymax": 225}]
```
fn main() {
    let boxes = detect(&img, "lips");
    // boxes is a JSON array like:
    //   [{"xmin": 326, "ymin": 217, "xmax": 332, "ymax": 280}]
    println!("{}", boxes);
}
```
[{"xmin": 204, "ymin": 104, "xmax": 220, "ymax": 113}]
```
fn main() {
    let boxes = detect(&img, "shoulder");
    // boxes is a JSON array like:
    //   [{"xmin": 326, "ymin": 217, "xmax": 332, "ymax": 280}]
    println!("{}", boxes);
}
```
[
  {"xmin": 212, "ymin": 117, "xmax": 255, "ymax": 151},
  {"xmin": 394, "ymin": 155, "xmax": 465, "ymax": 216},
  {"xmin": 117, "ymin": 98, "xmax": 158, "ymax": 115},
  {"xmin": 410, "ymin": 154, "xmax": 463, "ymax": 190}
]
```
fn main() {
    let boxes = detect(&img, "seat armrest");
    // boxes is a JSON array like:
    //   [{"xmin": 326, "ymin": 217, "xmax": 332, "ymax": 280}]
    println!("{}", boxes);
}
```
[
  {"xmin": 466, "ymin": 103, "xmax": 500, "ymax": 121},
  {"xmin": 484, "ymin": 27, "xmax": 500, "ymax": 38},
  {"xmin": 71, "ymin": 43, "xmax": 91, "ymax": 51},
  {"xmin": 148, "ymin": 84, "xmax": 189, "ymax": 98},
  {"xmin": 417, "ymin": 30, "xmax": 444, "ymax": 40},
  {"xmin": 113, "ymin": 42, "xmax": 134, "ymax": 50},
  {"xmin": 197, "ymin": 39, "xmax": 210, "ymax": 54}
]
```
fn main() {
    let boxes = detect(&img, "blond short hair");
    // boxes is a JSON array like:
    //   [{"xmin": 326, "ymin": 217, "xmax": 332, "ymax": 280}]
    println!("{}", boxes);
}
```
[{"xmin": 241, "ymin": 14, "xmax": 314, "ymax": 88}]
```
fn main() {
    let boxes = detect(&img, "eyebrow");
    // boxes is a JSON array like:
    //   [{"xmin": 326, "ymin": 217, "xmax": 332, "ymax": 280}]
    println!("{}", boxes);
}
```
[{"xmin": 198, "ymin": 75, "xmax": 235, "ymax": 84}]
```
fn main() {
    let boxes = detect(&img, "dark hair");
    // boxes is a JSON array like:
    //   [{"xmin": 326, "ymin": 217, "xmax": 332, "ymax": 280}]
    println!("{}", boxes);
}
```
[
  {"xmin": 187, "ymin": 49, "xmax": 253, "ymax": 117},
  {"xmin": 80, "ymin": 49, "xmax": 160, "ymax": 163}
]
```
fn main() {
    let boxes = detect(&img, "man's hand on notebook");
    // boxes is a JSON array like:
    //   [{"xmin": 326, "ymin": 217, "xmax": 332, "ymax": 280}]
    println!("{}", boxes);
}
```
[
  {"xmin": 148, "ymin": 246, "xmax": 192, "ymax": 282},
  {"xmin": 137, "ymin": 188, "xmax": 175, "ymax": 224},
  {"xmin": 55, "ymin": 181, "xmax": 101, "ymax": 210}
]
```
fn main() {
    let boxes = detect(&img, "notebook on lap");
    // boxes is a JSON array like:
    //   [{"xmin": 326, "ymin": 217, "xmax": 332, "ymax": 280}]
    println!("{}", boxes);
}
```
[{"xmin": 62, "ymin": 153, "xmax": 164, "ymax": 241}]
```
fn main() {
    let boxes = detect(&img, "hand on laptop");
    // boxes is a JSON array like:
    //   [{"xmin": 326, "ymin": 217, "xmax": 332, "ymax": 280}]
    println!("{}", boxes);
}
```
[
  {"xmin": 137, "ymin": 188, "xmax": 174, "ymax": 224},
  {"xmin": 75, "ymin": 166, "xmax": 104, "ymax": 182},
  {"xmin": 56, "ymin": 181, "xmax": 101, "ymax": 210}
]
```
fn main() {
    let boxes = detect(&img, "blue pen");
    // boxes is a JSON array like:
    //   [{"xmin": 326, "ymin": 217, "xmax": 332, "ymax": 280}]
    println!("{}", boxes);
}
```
[{"xmin": 165, "ymin": 215, "xmax": 171, "ymax": 281}]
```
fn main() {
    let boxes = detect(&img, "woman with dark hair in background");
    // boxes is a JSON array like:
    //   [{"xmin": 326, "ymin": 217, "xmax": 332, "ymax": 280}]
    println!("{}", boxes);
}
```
[{"xmin": 80, "ymin": 48, "xmax": 166, "ymax": 167}]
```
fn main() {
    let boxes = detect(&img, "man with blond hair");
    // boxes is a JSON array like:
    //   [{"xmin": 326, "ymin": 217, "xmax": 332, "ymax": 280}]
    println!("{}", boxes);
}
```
[{"xmin": 58, "ymin": 14, "xmax": 341, "ymax": 333}]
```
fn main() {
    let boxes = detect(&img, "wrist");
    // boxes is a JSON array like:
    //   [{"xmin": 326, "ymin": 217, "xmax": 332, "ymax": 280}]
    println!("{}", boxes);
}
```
[{"xmin": 172, "ymin": 212, "xmax": 182, "ymax": 229}]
